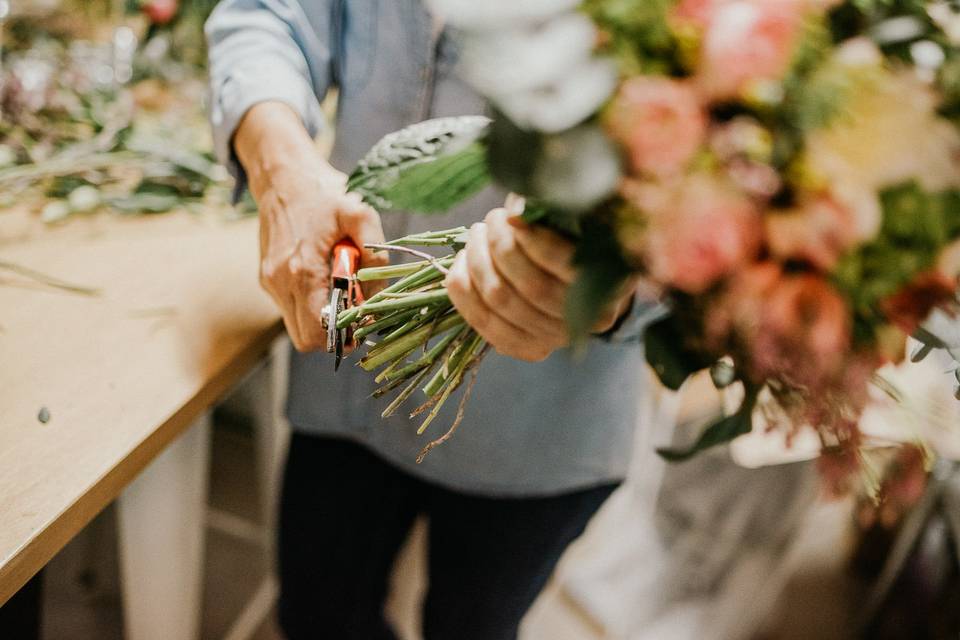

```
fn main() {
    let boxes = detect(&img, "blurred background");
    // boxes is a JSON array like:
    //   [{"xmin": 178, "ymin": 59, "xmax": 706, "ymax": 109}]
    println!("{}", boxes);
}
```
[{"xmin": 1, "ymin": 1, "xmax": 960, "ymax": 639}]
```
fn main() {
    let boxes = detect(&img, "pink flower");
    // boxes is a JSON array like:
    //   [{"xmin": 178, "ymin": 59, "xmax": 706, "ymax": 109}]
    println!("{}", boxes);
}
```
[
  {"xmin": 606, "ymin": 77, "xmax": 707, "ymax": 179},
  {"xmin": 755, "ymin": 274, "xmax": 851, "ymax": 382},
  {"xmin": 671, "ymin": 0, "xmax": 720, "ymax": 29},
  {"xmin": 628, "ymin": 173, "xmax": 761, "ymax": 294},
  {"xmin": 708, "ymin": 264, "xmax": 852, "ymax": 389},
  {"xmin": 697, "ymin": 0, "xmax": 806, "ymax": 100},
  {"xmin": 765, "ymin": 201, "xmax": 852, "ymax": 271},
  {"xmin": 765, "ymin": 185, "xmax": 881, "ymax": 271}
]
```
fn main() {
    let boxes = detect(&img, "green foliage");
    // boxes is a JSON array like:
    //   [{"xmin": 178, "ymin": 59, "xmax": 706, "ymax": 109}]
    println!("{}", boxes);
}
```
[
  {"xmin": 581, "ymin": 0, "xmax": 678, "ymax": 75},
  {"xmin": 348, "ymin": 116, "xmax": 493, "ymax": 213},
  {"xmin": 107, "ymin": 192, "xmax": 181, "ymax": 214},
  {"xmin": 832, "ymin": 181, "xmax": 960, "ymax": 342},
  {"xmin": 485, "ymin": 114, "xmax": 543, "ymax": 197},
  {"xmin": 566, "ymin": 217, "xmax": 632, "ymax": 341},
  {"xmin": 657, "ymin": 385, "xmax": 759, "ymax": 462},
  {"xmin": 784, "ymin": 19, "xmax": 849, "ymax": 133},
  {"xmin": 376, "ymin": 142, "xmax": 490, "ymax": 214},
  {"xmin": 644, "ymin": 314, "xmax": 714, "ymax": 391}
]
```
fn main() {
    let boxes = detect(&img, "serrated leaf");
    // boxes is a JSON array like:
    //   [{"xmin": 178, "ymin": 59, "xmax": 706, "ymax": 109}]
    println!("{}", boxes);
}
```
[
  {"xmin": 348, "ymin": 116, "xmax": 492, "ymax": 213},
  {"xmin": 378, "ymin": 142, "xmax": 490, "ymax": 213},
  {"xmin": 657, "ymin": 386, "xmax": 759, "ymax": 462}
]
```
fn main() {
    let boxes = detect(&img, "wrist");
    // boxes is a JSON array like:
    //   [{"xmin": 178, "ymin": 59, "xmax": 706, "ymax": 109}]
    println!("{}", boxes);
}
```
[{"xmin": 234, "ymin": 102, "xmax": 341, "ymax": 200}]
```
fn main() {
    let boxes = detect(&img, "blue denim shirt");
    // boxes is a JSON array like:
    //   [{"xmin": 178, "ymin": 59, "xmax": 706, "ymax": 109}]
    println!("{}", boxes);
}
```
[{"xmin": 206, "ymin": 0, "xmax": 661, "ymax": 496}]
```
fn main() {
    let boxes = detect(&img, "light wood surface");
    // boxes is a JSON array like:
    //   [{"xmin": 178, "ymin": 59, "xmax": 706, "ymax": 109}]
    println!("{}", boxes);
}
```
[{"xmin": 0, "ymin": 207, "xmax": 282, "ymax": 606}]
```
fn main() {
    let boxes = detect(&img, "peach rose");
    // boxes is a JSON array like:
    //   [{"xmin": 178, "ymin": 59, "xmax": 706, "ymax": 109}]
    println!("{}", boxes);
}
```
[
  {"xmin": 632, "ymin": 173, "xmax": 762, "ymax": 294},
  {"xmin": 697, "ymin": 0, "xmax": 806, "ymax": 100},
  {"xmin": 606, "ymin": 77, "xmax": 707, "ymax": 179},
  {"xmin": 765, "ymin": 184, "xmax": 881, "ymax": 271}
]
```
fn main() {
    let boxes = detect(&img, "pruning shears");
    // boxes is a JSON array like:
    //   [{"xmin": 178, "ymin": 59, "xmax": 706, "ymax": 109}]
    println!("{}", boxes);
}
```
[{"xmin": 321, "ymin": 239, "xmax": 364, "ymax": 370}]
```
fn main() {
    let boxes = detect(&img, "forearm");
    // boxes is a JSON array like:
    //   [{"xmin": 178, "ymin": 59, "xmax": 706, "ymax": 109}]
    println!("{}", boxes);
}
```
[{"xmin": 234, "ymin": 101, "xmax": 341, "ymax": 202}]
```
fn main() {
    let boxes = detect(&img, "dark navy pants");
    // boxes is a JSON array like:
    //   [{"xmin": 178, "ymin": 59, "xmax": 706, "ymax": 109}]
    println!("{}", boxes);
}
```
[{"xmin": 278, "ymin": 434, "xmax": 617, "ymax": 640}]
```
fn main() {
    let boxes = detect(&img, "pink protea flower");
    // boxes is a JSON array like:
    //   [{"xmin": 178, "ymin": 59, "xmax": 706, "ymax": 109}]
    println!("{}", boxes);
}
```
[
  {"xmin": 696, "ymin": 0, "xmax": 806, "ymax": 100},
  {"xmin": 627, "ymin": 173, "xmax": 761, "ymax": 294},
  {"xmin": 753, "ymin": 273, "xmax": 851, "ymax": 384},
  {"xmin": 606, "ymin": 77, "xmax": 707, "ymax": 179},
  {"xmin": 709, "ymin": 263, "xmax": 852, "ymax": 388}
]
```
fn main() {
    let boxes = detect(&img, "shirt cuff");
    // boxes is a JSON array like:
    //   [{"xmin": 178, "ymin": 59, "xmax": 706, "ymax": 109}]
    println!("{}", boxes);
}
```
[
  {"xmin": 210, "ymin": 61, "xmax": 325, "ymax": 202},
  {"xmin": 599, "ymin": 295, "xmax": 669, "ymax": 343}
]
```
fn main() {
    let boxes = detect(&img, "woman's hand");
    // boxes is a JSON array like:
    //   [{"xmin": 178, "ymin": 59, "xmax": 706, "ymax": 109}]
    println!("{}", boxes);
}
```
[
  {"xmin": 235, "ymin": 102, "xmax": 388, "ymax": 352},
  {"xmin": 445, "ymin": 208, "xmax": 636, "ymax": 362}
]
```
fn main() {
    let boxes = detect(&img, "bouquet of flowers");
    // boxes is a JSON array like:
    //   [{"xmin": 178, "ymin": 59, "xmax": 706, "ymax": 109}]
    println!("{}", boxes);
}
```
[{"xmin": 342, "ymin": 0, "xmax": 960, "ymax": 475}]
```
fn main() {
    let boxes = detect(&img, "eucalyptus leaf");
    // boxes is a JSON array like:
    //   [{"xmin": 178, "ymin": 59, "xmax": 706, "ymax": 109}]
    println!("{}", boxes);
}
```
[{"xmin": 657, "ymin": 386, "xmax": 759, "ymax": 462}]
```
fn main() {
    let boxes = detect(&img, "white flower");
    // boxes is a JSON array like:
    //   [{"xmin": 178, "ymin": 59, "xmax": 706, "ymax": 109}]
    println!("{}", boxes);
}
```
[
  {"xmin": 530, "ymin": 124, "xmax": 623, "ymax": 210},
  {"xmin": 457, "ymin": 13, "xmax": 597, "ymax": 96},
  {"xmin": 493, "ymin": 57, "xmax": 619, "ymax": 133},
  {"xmin": 833, "ymin": 37, "xmax": 884, "ymax": 67},
  {"xmin": 805, "ymin": 63, "xmax": 960, "ymax": 192},
  {"xmin": 860, "ymin": 346, "xmax": 960, "ymax": 461},
  {"xmin": 727, "ymin": 385, "xmax": 823, "ymax": 469},
  {"xmin": 922, "ymin": 308, "xmax": 960, "ymax": 363},
  {"xmin": 425, "ymin": 0, "xmax": 579, "ymax": 29},
  {"xmin": 928, "ymin": 1, "xmax": 960, "ymax": 46}
]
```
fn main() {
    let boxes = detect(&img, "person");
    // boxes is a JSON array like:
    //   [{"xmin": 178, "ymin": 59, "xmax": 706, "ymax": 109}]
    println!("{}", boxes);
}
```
[{"xmin": 206, "ymin": 2, "xmax": 658, "ymax": 638}]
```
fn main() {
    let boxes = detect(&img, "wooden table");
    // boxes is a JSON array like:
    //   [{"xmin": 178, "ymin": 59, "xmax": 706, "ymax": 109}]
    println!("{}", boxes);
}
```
[{"xmin": 0, "ymin": 208, "xmax": 282, "ymax": 636}]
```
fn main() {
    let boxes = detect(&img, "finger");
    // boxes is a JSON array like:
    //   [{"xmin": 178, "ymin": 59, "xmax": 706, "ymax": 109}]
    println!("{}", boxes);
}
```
[
  {"xmin": 486, "ymin": 209, "xmax": 568, "ymax": 321},
  {"xmin": 292, "ymin": 295, "xmax": 327, "ymax": 351},
  {"xmin": 446, "ymin": 252, "xmax": 553, "ymax": 362},
  {"xmin": 287, "ymin": 239, "xmax": 329, "ymax": 351},
  {"xmin": 466, "ymin": 221, "xmax": 567, "ymax": 341},
  {"xmin": 339, "ymin": 194, "xmax": 389, "ymax": 270},
  {"xmin": 510, "ymin": 217, "xmax": 578, "ymax": 284},
  {"xmin": 278, "ymin": 292, "xmax": 309, "ymax": 352}
]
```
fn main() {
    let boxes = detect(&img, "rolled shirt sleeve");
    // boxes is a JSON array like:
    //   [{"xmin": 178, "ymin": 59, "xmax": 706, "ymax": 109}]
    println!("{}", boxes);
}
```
[
  {"xmin": 205, "ymin": 0, "xmax": 333, "ymax": 194},
  {"xmin": 602, "ymin": 296, "xmax": 669, "ymax": 343}
]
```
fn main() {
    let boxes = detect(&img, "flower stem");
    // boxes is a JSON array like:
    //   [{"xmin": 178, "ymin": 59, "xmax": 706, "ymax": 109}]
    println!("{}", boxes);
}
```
[
  {"xmin": 360, "ymin": 314, "xmax": 464, "ymax": 371},
  {"xmin": 357, "ymin": 289, "xmax": 450, "ymax": 316}
]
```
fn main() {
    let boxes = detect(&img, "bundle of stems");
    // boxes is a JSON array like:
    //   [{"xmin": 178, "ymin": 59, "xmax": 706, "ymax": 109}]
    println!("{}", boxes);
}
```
[{"xmin": 339, "ymin": 227, "xmax": 490, "ymax": 462}]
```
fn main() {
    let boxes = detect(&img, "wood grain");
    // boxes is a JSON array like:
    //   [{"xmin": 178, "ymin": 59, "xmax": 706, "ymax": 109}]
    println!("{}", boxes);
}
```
[{"xmin": 0, "ymin": 208, "xmax": 282, "ymax": 606}]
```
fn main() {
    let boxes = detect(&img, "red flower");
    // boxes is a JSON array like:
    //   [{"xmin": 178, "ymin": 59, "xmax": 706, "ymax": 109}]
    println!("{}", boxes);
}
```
[
  {"xmin": 142, "ymin": 0, "xmax": 179, "ymax": 25},
  {"xmin": 879, "ymin": 271, "xmax": 957, "ymax": 335}
]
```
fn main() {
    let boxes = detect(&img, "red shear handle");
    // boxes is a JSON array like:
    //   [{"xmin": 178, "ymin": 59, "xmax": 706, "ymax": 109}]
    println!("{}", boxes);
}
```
[{"xmin": 331, "ymin": 239, "xmax": 361, "ymax": 283}]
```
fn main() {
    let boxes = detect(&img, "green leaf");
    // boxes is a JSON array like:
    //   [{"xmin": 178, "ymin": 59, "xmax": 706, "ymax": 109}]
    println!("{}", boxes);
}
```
[
  {"xmin": 566, "ymin": 218, "xmax": 631, "ymax": 340},
  {"xmin": 485, "ymin": 113, "xmax": 542, "ymax": 196},
  {"xmin": 348, "ymin": 116, "xmax": 492, "ymax": 213},
  {"xmin": 643, "ymin": 315, "xmax": 712, "ymax": 391},
  {"xmin": 378, "ymin": 142, "xmax": 490, "ymax": 214},
  {"xmin": 657, "ymin": 386, "xmax": 759, "ymax": 462},
  {"xmin": 107, "ymin": 193, "xmax": 180, "ymax": 214}
]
